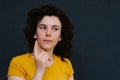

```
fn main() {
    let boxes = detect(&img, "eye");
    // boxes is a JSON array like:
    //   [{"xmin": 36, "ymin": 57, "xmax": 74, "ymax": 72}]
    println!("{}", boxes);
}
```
[
  {"xmin": 40, "ymin": 26, "xmax": 46, "ymax": 30},
  {"xmin": 52, "ymin": 25, "xmax": 60, "ymax": 31},
  {"xmin": 38, "ymin": 25, "xmax": 46, "ymax": 30},
  {"xmin": 53, "ymin": 27, "xmax": 59, "ymax": 31}
]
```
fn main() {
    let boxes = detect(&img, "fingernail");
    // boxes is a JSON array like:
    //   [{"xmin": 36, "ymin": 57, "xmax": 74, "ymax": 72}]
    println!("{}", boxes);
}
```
[{"xmin": 48, "ymin": 58, "xmax": 50, "ymax": 61}]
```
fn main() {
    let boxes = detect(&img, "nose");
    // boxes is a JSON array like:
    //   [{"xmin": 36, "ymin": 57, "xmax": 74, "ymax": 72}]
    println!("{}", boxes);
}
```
[{"xmin": 46, "ymin": 29, "xmax": 51, "ymax": 37}]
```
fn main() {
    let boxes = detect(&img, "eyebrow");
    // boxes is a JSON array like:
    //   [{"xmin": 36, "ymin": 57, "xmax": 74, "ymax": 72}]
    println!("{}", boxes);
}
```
[
  {"xmin": 52, "ymin": 25, "xmax": 60, "ymax": 28},
  {"xmin": 37, "ymin": 24, "xmax": 46, "ymax": 27},
  {"xmin": 38, "ymin": 24, "xmax": 60, "ymax": 28}
]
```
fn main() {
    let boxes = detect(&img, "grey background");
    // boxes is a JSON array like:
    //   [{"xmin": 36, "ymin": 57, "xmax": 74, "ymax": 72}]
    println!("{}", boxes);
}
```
[{"xmin": 0, "ymin": 0, "xmax": 120, "ymax": 80}]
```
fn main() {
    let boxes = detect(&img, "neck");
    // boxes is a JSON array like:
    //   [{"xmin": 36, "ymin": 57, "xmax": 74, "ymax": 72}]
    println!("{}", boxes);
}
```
[
  {"xmin": 31, "ymin": 49, "xmax": 54, "ymax": 59},
  {"xmin": 44, "ymin": 48, "xmax": 54, "ymax": 59}
]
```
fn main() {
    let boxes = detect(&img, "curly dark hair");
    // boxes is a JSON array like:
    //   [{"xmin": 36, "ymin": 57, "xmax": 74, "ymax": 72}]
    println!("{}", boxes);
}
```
[{"xmin": 24, "ymin": 4, "xmax": 74, "ymax": 60}]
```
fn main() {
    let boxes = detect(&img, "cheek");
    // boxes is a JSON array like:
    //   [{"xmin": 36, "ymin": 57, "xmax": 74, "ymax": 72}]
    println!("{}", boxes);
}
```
[
  {"xmin": 54, "ymin": 33, "xmax": 61, "ymax": 40},
  {"xmin": 36, "ymin": 32, "xmax": 44, "ymax": 38},
  {"xmin": 36, "ymin": 29, "xmax": 44, "ymax": 36}
]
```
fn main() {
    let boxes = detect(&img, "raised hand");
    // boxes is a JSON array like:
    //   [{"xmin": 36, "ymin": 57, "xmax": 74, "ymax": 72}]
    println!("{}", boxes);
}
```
[{"xmin": 33, "ymin": 40, "xmax": 53, "ymax": 74}]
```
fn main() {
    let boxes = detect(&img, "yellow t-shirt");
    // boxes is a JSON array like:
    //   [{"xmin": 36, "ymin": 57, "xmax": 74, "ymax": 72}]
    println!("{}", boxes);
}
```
[{"xmin": 7, "ymin": 53, "xmax": 74, "ymax": 80}]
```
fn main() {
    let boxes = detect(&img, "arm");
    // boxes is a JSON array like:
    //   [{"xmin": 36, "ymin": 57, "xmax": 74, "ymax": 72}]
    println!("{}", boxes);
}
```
[
  {"xmin": 32, "ymin": 41, "xmax": 53, "ymax": 80},
  {"xmin": 69, "ymin": 76, "xmax": 74, "ymax": 80},
  {"xmin": 8, "ymin": 76, "xmax": 25, "ymax": 80},
  {"xmin": 7, "ymin": 41, "xmax": 52, "ymax": 80}
]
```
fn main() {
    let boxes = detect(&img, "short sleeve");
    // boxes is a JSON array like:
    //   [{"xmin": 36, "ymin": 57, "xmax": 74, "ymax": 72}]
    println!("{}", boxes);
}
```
[
  {"xmin": 7, "ymin": 57, "xmax": 25, "ymax": 77},
  {"xmin": 65, "ymin": 58, "xmax": 74, "ymax": 78}
]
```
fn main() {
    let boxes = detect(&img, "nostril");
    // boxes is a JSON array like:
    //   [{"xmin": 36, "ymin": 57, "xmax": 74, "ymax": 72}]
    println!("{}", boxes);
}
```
[{"xmin": 46, "ymin": 34, "xmax": 51, "ymax": 37}]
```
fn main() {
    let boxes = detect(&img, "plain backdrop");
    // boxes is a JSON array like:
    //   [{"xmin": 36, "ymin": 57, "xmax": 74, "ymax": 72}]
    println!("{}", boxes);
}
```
[{"xmin": 0, "ymin": 0, "xmax": 120, "ymax": 80}]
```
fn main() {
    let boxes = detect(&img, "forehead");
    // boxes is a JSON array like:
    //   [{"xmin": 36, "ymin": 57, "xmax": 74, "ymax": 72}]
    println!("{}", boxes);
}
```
[{"xmin": 38, "ymin": 16, "xmax": 61, "ymax": 26}]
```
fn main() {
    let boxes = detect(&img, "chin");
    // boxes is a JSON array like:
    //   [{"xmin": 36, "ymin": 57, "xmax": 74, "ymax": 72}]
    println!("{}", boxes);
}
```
[{"xmin": 42, "ymin": 46, "xmax": 53, "ymax": 50}]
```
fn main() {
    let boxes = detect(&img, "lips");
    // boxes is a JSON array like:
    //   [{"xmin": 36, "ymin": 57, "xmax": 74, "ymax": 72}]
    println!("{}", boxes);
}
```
[{"xmin": 43, "ymin": 40, "xmax": 53, "ymax": 42}]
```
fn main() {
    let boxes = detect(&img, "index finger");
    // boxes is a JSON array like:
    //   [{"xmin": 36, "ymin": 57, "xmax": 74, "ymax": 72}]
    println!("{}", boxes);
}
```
[{"xmin": 33, "ymin": 40, "xmax": 42, "ymax": 57}]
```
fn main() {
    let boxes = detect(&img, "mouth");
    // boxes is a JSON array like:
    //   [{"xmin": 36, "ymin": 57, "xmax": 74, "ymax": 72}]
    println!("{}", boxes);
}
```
[{"xmin": 43, "ymin": 40, "xmax": 53, "ymax": 42}]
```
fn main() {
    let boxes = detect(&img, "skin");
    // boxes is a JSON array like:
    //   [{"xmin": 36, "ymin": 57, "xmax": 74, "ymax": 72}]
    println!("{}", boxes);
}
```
[{"xmin": 8, "ymin": 16, "xmax": 74, "ymax": 80}]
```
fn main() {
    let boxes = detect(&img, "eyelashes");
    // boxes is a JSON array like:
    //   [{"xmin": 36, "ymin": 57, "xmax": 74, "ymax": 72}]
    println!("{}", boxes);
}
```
[{"xmin": 37, "ymin": 24, "xmax": 60, "ymax": 31}]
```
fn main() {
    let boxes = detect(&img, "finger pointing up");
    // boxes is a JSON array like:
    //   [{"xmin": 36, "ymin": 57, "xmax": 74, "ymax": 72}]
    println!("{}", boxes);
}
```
[{"xmin": 34, "ymin": 40, "xmax": 43, "ymax": 57}]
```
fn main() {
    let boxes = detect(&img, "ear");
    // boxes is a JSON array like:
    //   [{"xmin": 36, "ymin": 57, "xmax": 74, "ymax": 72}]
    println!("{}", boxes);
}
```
[
  {"xmin": 34, "ymin": 34, "xmax": 37, "ymax": 39},
  {"xmin": 59, "ymin": 37, "xmax": 62, "ymax": 41}
]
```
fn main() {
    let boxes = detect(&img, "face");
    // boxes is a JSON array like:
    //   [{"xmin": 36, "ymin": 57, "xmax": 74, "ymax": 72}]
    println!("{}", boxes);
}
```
[{"xmin": 34, "ymin": 16, "xmax": 62, "ymax": 51}]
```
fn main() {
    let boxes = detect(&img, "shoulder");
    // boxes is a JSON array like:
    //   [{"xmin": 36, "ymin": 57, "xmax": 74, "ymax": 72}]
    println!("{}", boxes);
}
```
[
  {"xmin": 7, "ymin": 53, "xmax": 32, "ymax": 77},
  {"xmin": 64, "ymin": 58, "xmax": 74, "ymax": 78},
  {"xmin": 54, "ymin": 55, "xmax": 72, "ymax": 67},
  {"xmin": 12, "ymin": 53, "xmax": 30, "ymax": 59},
  {"xmin": 54, "ymin": 55, "xmax": 74, "ymax": 77},
  {"xmin": 10, "ymin": 53, "xmax": 31, "ymax": 64}
]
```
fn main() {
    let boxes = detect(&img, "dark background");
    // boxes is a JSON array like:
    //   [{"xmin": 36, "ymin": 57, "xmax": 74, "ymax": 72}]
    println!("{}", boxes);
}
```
[{"xmin": 0, "ymin": 0, "xmax": 120, "ymax": 80}]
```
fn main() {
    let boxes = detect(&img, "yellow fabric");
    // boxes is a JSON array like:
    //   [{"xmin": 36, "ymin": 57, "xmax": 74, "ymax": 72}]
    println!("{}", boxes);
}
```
[{"xmin": 7, "ymin": 53, "xmax": 74, "ymax": 80}]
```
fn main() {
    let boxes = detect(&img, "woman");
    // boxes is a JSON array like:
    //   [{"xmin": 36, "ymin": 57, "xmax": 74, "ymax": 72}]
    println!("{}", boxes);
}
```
[{"xmin": 7, "ymin": 4, "xmax": 74, "ymax": 80}]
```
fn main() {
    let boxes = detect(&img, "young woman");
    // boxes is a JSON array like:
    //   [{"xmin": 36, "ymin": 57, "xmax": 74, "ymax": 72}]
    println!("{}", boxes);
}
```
[{"xmin": 7, "ymin": 4, "xmax": 74, "ymax": 80}]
